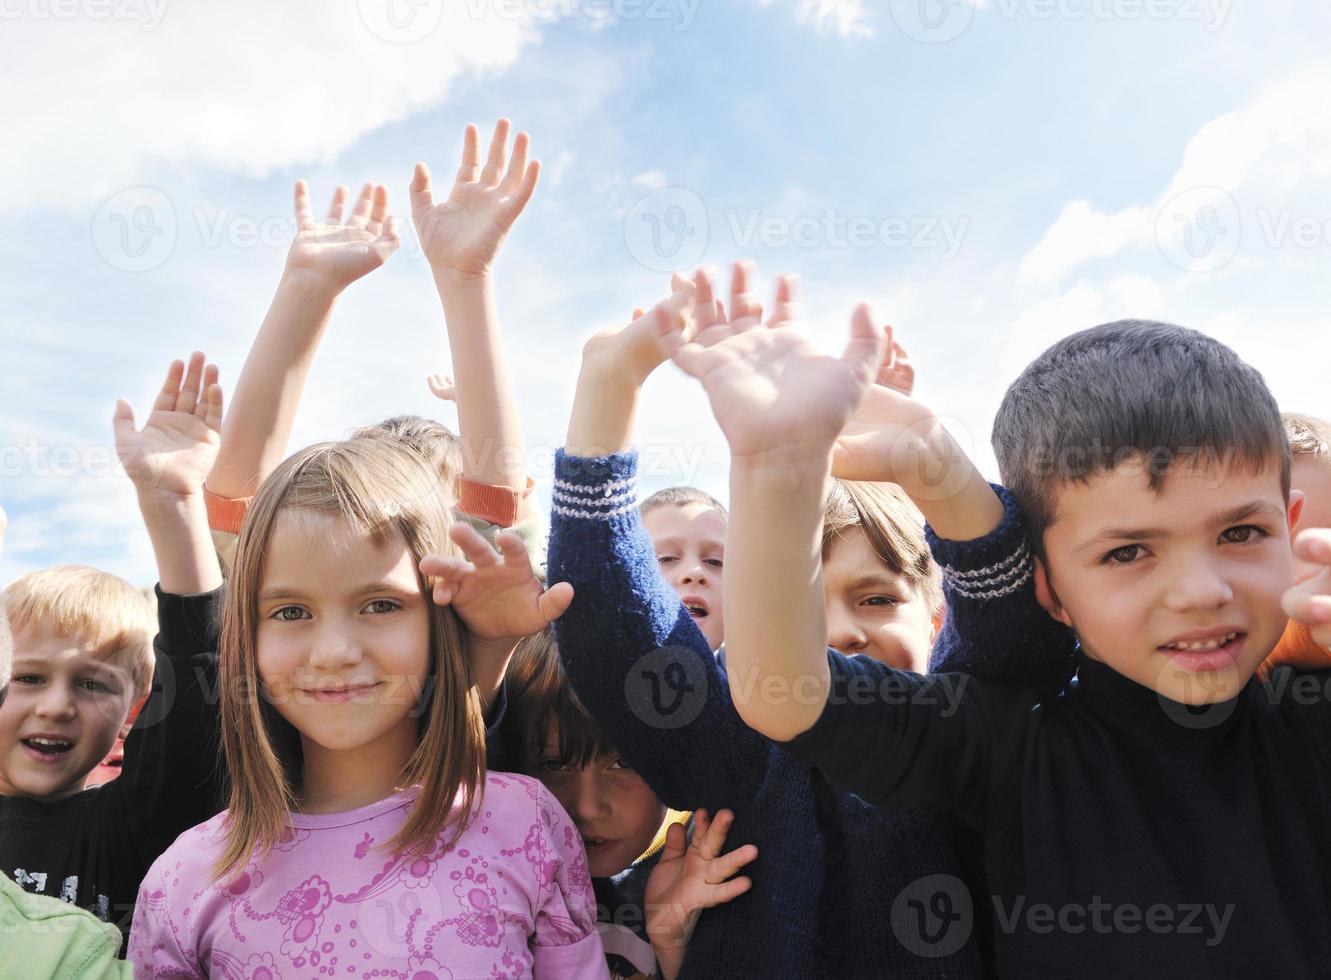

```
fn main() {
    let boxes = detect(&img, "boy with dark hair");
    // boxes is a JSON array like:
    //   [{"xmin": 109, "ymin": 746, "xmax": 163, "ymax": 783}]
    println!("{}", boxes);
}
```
[{"xmin": 664, "ymin": 298, "xmax": 1331, "ymax": 976}]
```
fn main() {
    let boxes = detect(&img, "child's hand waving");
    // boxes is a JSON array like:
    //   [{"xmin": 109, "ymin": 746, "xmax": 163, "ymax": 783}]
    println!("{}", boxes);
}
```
[
  {"xmin": 657, "ymin": 262, "xmax": 887, "ymax": 471},
  {"xmin": 645, "ymin": 808, "xmax": 758, "ymax": 980},
  {"xmin": 113, "ymin": 352, "xmax": 223, "ymax": 504},
  {"xmin": 421, "ymin": 523, "xmax": 573, "ymax": 644},
  {"xmin": 285, "ymin": 180, "xmax": 401, "ymax": 291},
  {"xmin": 1283, "ymin": 529, "xmax": 1331, "ymax": 650},
  {"xmin": 411, "ymin": 119, "xmax": 540, "ymax": 282}
]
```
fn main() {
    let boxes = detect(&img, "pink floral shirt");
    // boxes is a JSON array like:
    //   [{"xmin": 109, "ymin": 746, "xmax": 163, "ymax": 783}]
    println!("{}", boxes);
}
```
[{"xmin": 128, "ymin": 772, "xmax": 607, "ymax": 979}]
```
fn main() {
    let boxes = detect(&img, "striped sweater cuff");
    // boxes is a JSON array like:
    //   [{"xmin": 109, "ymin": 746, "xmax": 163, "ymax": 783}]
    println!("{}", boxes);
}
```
[
  {"xmin": 552, "ymin": 449, "xmax": 638, "ymax": 521},
  {"xmin": 927, "ymin": 483, "xmax": 1035, "ymax": 601}
]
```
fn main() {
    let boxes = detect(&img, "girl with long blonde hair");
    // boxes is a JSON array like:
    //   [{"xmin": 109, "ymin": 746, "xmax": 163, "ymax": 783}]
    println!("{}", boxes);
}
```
[{"xmin": 129, "ymin": 439, "xmax": 605, "ymax": 978}]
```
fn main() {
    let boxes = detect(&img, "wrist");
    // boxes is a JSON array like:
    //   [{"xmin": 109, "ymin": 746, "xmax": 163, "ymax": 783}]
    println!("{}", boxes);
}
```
[
  {"xmin": 433, "ymin": 267, "xmax": 493, "ymax": 293},
  {"xmin": 136, "ymin": 486, "xmax": 208, "ymax": 516},
  {"xmin": 278, "ymin": 268, "xmax": 345, "ymax": 305}
]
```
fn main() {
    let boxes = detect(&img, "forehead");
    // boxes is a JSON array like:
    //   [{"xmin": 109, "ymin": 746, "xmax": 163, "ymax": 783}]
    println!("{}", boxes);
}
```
[
  {"xmin": 262, "ymin": 512, "xmax": 420, "ymax": 594},
  {"xmin": 11, "ymin": 624, "xmax": 136, "ymax": 679},
  {"xmin": 642, "ymin": 502, "xmax": 727, "ymax": 543},
  {"xmin": 823, "ymin": 529, "xmax": 909, "ymax": 586},
  {"xmin": 1047, "ymin": 462, "xmax": 1286, "ymax": 538}
]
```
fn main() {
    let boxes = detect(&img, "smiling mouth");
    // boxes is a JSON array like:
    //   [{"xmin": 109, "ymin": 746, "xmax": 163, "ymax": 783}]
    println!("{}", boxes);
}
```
[
  {"xmin": 1160, "ymin": 631, "xmax": 1242, "ymax": 653},
  {"xmin": 21, "ymin": 736, "xmax": 73, "ymax": 758},
  {"xmin": 302, "ymin": 683, "xmax": 380, "ymax": 703}
]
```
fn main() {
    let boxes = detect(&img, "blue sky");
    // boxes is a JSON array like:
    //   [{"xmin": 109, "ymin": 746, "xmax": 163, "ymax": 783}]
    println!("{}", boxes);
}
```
[{"xmin": 1, "ymin": 0, "xmax": 1329, "ymax": 585}]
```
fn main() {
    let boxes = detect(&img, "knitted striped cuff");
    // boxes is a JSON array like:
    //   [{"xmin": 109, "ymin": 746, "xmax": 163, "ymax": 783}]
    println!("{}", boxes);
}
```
[
  {"xmin": 926, "ymin": 484, "xmax": 1035, "ymax": 601},
  {"xmin": 552, "ymin": 449, "xmax": 638, "ymax": 521}
]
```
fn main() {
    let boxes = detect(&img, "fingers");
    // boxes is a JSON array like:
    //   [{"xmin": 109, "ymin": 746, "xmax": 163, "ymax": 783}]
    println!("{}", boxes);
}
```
[
  {"xmin": 325, "ymin": 185, "xmax": 349, "ymax": 225},
  {"xmin": 703, "ymin": 875, "xmax": 754, "ymax": 907},
  {"xmin": 448, "ymin": 521, "xmax": 503, "ymax": 568},
  {"xmin": 194, "ymin": 364, "xmax": 219, "ymax": 419},
  {"xmin": 631, "ymin": 307, "xmax": 646, "ymax": 321},
  {"xmin": 500, "ymin": 130, "xmax": 530, "ymax": 195},
  {"xmin": 694, "ymin": 268, "xmax": 721, "ymax": 331},
  {"xmin": 410, "ymin": 162, "xmax": 434, "ymax": 218},
  {"xmin": 456, "ymin": 123, "xmax": 481, "ymax": 184},
  {"xmin": 367, "ymin": 184, "xmax": 390, "ymax": 236},
  {"xmin": 294, "ymin": 180, "xmax": 315, "ymax": 232},
  {"xmin": 419, "ymin": 553, "xmax": 475, "ymax": 605},
  {"xmin": 653, "ymin": 299, "xmax": 692, "ymax": 362},
  {"xmin": 152, "ymin": 359, "xmax": 185, "ymax": 414},
  {"xmin": 766, "ymin": 273, "xmax": 799, "ymax": 327},
  {"xmin": 347, "ymin": 182, "xmax": 375, "ymax": 229},
  {"xmin": 427, "ymin": 374, "xmax": 456, "ymax": 402},
  {"xmin": 843, "ymin": 303, "xmax": 889, "ymax": 384},
  {"xmin": 201, "ymin": 383, "xmax": 224, "ymax": 432},
  {"xmin": 174, "ymin": 352, "xmax": 205, "ymax": 414},
  {"xmin": 1294, "ymin": 528, "xmax": 1331, "ymax": 566},
  {"xmin": 111, "ymin": 398, "xmax": 136, "ymax": 442},
  {"xmin": 481, "ymin": 118, "xmax": 511, "ymax": 187},
  {"xmin": 504, "ymin": 159, "xmax": 541, "ymax": 222},
  {"xmin": 661, "ymin": 820, "xmax": 688, "ymax": 861},
  {"xmin": 729, "ymin": 260, "xmax": 763, "ymax": 325}
]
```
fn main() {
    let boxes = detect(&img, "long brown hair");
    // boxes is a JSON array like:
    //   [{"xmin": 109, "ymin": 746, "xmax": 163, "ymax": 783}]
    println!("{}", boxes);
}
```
[{"xmin": 214, "ymin": 440, "xmax": 485, "ymax": 879}]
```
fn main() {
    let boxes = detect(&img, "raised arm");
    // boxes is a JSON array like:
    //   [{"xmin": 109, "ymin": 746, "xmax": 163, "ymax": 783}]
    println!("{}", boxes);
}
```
[
  {"xmin": 657, "ymin": 265, "xmax": 886, "ymax": 742},
  {"xmin": 411, "ymin": 120, "xmax": 539, "ymax": 511},
  {"xmin": 207, "ymin": 181, "xmax": 401, "ymax": 499},
  {"xmin": 113, "ymin": 352, "xmax": 224, "ymax": 594},
  {"xmin": 548, "ymin": 280, "xmax": 771, "ymax": 810}
]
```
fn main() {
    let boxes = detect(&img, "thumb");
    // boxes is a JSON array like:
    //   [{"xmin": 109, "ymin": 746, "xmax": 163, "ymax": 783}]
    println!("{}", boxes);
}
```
[
  {"xmin": 112, "ymin": 399, "xmax": 136, "ymax": 442},
  {"xmin": 843, "ymin": 303, "xmax": 889, "ymax": 383},
  {"xmin": 537, "ymin": 581, "xmax": 575, "ymax": 623},
  {"xmin": 661, "ymin": 820, "xmax": 687, "ymax": 861}
]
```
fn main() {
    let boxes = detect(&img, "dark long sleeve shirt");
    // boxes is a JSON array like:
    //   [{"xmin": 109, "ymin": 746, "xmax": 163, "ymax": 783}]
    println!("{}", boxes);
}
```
[
  {"xmin": 0, "ymin": 587, "xmax": 226, "ymax": 952},
  {"xmin": 787, "ymin": 488, "xmax": 1331, "ymax": 977},
  {"xmin": 549, "ymin": 450, "xmax": 991, "ymax": 979}
]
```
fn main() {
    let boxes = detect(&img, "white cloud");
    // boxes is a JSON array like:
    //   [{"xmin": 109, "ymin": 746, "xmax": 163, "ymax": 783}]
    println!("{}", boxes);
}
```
[
  {"xmin": 753, "ymin": 0, "xmax": 874, "ymax": 37},
  {"xmin": 631, "ymin": 170, "xmax": 668, "ymax": 191},
  {"xmin": 1017, "ymin": 69, "xmax": 1331, "ymax": 286},
  {"xmin": 0, "ymin": 1, "xmax": 541, "ymax": 212}
]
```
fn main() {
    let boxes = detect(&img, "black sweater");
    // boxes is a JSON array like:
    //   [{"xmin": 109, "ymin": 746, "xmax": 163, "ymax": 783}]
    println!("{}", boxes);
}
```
[{"xmin": 0, "ymin": 587, "xmax": 226, "ymax": 950}]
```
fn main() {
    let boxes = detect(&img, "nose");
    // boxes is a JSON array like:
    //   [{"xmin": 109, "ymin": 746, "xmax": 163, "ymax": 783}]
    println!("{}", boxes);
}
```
[
  {"xmin": 34, "ymin": 682, "xmax": 76, "ymax": 722},
  {"xmin": 679, "ymin": 560, "xmax": 708, "ymax": 587},
  {"xmin": 826, "ymin": 603, "xmax": 867, "ymax": 654},
  {"xmin": 307, "ymin": 620, "xmax": 364, "ymax": 672},
  {"xmin": 569, "ymin": 770, "xmax": 610, "ymax": 824},
  {"xmin": 1163, "ymin": 557, "xmax": 1234, "ymax": 614}
]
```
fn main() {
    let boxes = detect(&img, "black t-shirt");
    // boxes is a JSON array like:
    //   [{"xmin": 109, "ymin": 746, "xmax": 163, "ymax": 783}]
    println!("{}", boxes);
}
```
[
  {"xmin": 0, "ymin": 587, "xmax": 226, "ymax": 950},
  {"xmin": 785, "ymin": 649, "xmax": 1331, "ymax": 977}
]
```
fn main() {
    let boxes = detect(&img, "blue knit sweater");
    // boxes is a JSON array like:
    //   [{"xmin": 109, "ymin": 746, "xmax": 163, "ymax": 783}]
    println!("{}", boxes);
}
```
[{"xmin": 548, "ymin": 454, "xmax": 1073, "ymax": 978}]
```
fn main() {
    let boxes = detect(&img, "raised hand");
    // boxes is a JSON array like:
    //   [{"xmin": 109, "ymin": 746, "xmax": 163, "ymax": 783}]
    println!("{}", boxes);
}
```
[
  {"xmin": 875, "ymin": 332, "xmax": 915, "ymax": 396},
  {"xmin": 411, "ymin": 119, "xmax": 540, "ymax": 281},
  {"xmin": 645, "ymin": 809, "xmax": 758, "ymax": 980},
  {"xmin": 426, "ymin": 373, "xmax": 456, "ymax": 403},
  {"xmin": 657, "ymin": 262, "xmax": 887, "ymax": 470},
  {"xmin": 1283, "ymin": 529, "xmax": 1331, "ymax": 650},
  {"xmin": 420, "ymin": 523, "xmax": 573, "ymax": 643},
  {"xmin": 284, "ymin": 181, "xmax": 402, "ymax": 290},
  {"xmin": 113, "ymin": 353, "xmax": 223, "ymax": 503},
  {"xmin": 578, "ymin": 271, "xmax": 696, "ymax": 385}
]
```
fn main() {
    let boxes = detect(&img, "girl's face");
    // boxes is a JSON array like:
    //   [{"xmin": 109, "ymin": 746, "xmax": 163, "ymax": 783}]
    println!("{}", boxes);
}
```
[
  {"xmin": 255, "ymin": 513, "xmax": 431, "ymax": 767},
  {"xmin": 822, "ymin": 528, "xmax": 936, "ymax": 672},
  {"xmin": 525, "ymin": 724, "xmax": 667, "ymax": 879}
]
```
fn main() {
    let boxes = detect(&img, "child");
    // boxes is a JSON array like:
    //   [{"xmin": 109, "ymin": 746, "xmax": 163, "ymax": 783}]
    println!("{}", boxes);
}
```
[
  {"xmin": 0, "ymin": 354, "xmax": 227, "ymax": 948},
  {"xmin": 496, "ymin": 627, "xmax": 753, "ymax": 979},
  {"xmin": 821, "ymin": 479, "xmax": 942, "ymax": 672},
  {"xmin": 546, "ymin": 266, "xmax": 1007, "ymax": 977},
  {"xmin": 128, "ymin": 438, "xmax": 606, "ymax": 977},
  {"xmin": 639, "ymin": 488, "xmax": 727, "ymax": 653},
  {"xmin": 664, "ymin": 288, "xmax": 1331, "ymax": 974}
]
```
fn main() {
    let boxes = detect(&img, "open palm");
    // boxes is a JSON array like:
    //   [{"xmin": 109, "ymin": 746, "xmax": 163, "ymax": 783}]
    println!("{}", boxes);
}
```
[
  {"xmin": 113, "ymin": 353, "xmax": 223, "ymax": 501},
  {"xmin": 410, "ymin": 119, "xmax": 540, "ymax": 279},
  {"xmin": 285, "ymin": 180, "xmax": 401, "ymax": 289},
  {"xmin": 661, "ymin": 266, "xmax": 886, "ymax": 468}
]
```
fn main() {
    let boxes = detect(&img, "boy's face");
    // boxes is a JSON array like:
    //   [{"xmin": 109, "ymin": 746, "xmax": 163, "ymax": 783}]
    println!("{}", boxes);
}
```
[
  {"xmin": 1291, "ymin": 456, "xmax": 1331, "ymax": 579},
  {"xmin": 0, "ymin": 624, "xmax": 137, "ymax": 801},
  {"xmin": 1039, "ymin": 461, "xmax": 1297, "ymax": 706},
  {"xmin": 526, "ymin": 726, "xmax": 667, "ymax": 879},
  {"xmin": 642, "ymin": 502, "xmax": 727, "ymax": 651},
  {"xmin": 822, "ymin": 529, "xmax": 935, "ymax": 672}
]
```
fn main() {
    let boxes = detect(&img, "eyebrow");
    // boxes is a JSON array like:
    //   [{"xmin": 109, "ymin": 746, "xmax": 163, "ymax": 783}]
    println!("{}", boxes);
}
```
[
  {"xmin": 1077, "ymin": 500, "xmax": 1285, "ymax": 552},
  {"xmin": 257, "ymin": 581, "xmax": 417, "ymax": 603},
  {"xmin": 837, "ymin": 573, "xmax": 906, "ymax": 593}
]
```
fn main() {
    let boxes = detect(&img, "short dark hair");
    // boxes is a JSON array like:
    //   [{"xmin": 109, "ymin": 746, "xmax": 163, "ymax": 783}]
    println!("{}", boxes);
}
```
[
  {"xmin": 501, "ymin": 628, "xmax": 615, "ymax": 771},
  {"xmin": 992, "ymin": 320, "xmax": 1290, "ymax": 557},
  {"xmin": 640, "ymin": 485, "xmax": 727, "ymax": 517}
]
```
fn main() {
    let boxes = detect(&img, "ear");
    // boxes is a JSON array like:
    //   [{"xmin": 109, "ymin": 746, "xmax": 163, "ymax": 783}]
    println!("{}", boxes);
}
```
[
  {"xmin": 121, "ymin": 695, "xmax": 148, "ymax": 738},
  {"xmin": 929, "ymin": 606, "xmax": 945, "ymax": 646},
  {"xmin": 1033, "ymin": 555, "xmax": 1074, "ymax": 628},
  {"xmin": 1288, "ymin": 488, "xmax": 1306, "ymax": 535}
]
